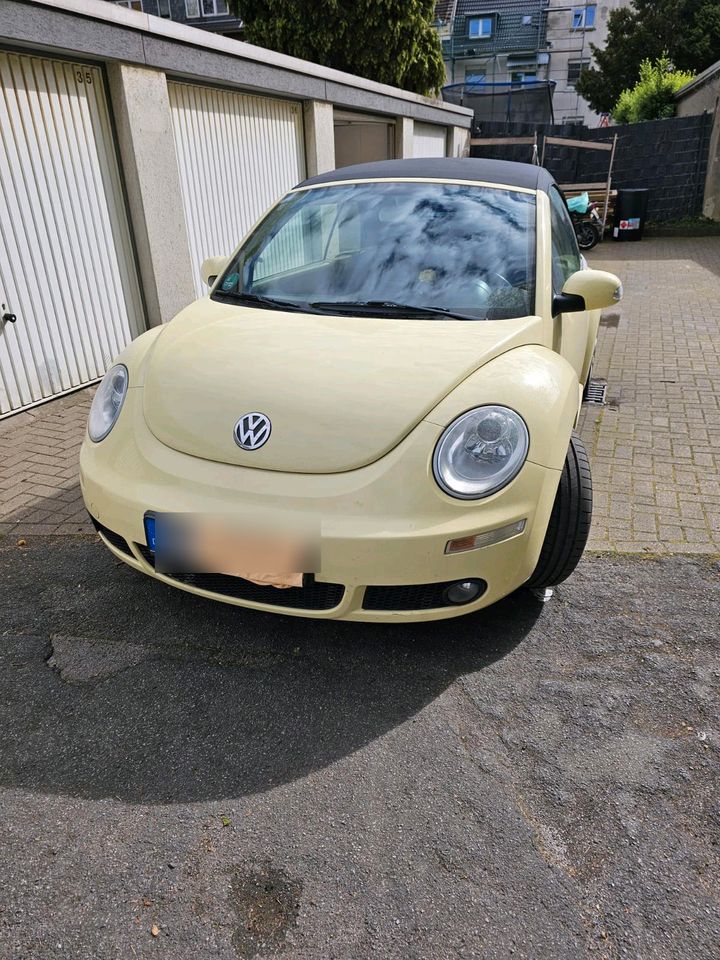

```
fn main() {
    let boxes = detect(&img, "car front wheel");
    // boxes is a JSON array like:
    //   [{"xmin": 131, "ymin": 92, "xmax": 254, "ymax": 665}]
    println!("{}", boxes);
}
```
[{"xmin": 526, "ymin": 433, "xmax": 592, "ymax": 589}]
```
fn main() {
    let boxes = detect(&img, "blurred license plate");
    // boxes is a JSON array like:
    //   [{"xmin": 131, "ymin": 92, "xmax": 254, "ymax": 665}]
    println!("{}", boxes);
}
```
[
  {"xmin": 143, "ymin": 513, "xmax": 317, "ymax": 587},
  {"xmin": 144, "ymin": 514, "xmax": 156, "ymax": 552}
]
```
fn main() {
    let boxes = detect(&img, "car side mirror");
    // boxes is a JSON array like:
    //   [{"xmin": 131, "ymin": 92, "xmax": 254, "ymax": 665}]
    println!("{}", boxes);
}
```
[
  {"xmin": 553, "ymin": 269, "xmax": 623, "ymax": 316},
  {"xmin": 200, "ymin": 256, "xmax": 230, "ymax": 287}
]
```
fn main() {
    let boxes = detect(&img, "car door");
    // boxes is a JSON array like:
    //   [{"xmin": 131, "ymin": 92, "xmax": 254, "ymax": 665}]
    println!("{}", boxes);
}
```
[{"xmin": 548, "ymin": 186, "xmax": 592, "ymax": 382}]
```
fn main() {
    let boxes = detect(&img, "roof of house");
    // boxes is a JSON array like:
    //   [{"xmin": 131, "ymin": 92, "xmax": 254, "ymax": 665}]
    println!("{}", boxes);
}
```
[
  {"xmin": 299, "ymin": 157, "xmax": 556, "ymax": 192},
  {"xmin": 451, "ymin": 0, "xmax": 547, "ymax": 55},
  {"xmin": 434, "ymin": 0, "xmax": 459, "ymax": 21},
  {"xmin": 675, "ymin": 58, "xmax": 720, "ymax": 99}
]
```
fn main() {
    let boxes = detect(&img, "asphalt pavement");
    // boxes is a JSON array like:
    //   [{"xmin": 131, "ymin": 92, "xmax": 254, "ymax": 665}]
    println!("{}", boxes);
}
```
[{"xmin": 0, "ymin": 536, "xmax": 718, "ymax": 959}]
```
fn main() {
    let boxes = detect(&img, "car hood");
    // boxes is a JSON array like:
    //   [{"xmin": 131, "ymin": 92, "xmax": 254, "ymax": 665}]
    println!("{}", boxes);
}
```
[{"xmin": 142, "ymin": 300, "xmax": 543, "ymax": 474}]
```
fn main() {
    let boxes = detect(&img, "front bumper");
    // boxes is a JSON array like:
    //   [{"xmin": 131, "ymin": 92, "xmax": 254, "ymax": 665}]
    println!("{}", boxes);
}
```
[{"xmin": 80, "ymin": 389, "xmax": 562, "ymax": 622}]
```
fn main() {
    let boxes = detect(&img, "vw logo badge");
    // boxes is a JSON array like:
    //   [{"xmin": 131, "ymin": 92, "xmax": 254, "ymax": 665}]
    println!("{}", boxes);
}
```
[{"xmin": 234, "ymin": 411, "xmax": 271, "ymax": 451}]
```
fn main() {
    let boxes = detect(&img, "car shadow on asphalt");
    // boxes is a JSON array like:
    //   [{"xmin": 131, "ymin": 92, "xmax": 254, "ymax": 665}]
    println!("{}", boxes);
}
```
[{"xmin": 0, "ymin": 536, "xmax": 546, "ymax": 805}]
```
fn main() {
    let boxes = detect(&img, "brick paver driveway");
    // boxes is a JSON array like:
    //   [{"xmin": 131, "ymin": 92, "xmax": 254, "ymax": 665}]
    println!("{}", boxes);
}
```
[
  {"xmin": 1, "ymin": 236, "xmax": 719, "ymax": 553},
  {"xmin": 0, "ymin": 389, "xmax": 92, "ymax": 536},
  {"xmin": 578, "ymin": 237, "xmax": 720, "ymax": 554}
]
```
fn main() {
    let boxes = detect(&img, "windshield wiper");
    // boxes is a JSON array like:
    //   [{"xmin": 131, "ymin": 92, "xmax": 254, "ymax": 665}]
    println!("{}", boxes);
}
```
[
  {"xmin": 215, "ymin": 292, "xmax": 482, "ymax": 321},
  {"xmin": 309, "ymin": 299, "xmax": 481, "ymax": 321},
  {"xmin": 213, "ymin": 291, "xmax": 308, "ymax": 312}
]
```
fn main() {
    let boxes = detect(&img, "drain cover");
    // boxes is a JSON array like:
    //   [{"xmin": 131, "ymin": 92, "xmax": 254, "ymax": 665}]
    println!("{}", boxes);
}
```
[{"xmin": 584, "ymin": 379, "xmax": 607, "ymax": 404}]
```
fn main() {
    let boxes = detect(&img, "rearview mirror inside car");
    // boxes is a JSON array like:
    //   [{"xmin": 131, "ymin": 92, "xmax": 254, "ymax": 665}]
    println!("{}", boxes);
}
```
[
  {"xmin": 553, "ymin": 269, "xmax": 623, "ymax": 316},
  {"xmin": 200, "ymin": 255, "xmax": 230, "ymax": 287}
]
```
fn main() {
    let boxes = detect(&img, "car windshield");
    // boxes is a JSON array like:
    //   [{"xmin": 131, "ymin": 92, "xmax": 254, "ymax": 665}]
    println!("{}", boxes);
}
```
[{"xmin": 214, "ymin": 181, "xmax": 536, "ymax": 321}]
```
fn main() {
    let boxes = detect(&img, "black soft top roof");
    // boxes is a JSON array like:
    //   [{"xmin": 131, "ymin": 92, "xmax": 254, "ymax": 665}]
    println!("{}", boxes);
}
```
[{"xmin": 298, "ymin": 157, "xmax": 556, "ymax": 193}]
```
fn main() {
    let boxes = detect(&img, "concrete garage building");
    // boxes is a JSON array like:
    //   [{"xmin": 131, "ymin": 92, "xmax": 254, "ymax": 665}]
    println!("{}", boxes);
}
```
[
  {"xmin": 675, "ymin": 59, "xmax": 720, "ymax": 221},
  {"xmin": 0, "ymin": 0, "xmax": 472, "ymax": 417}
]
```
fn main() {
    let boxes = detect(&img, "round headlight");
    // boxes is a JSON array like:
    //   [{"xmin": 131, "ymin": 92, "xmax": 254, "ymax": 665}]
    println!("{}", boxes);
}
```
[
  {"xmin": 433, "ymin": 405, "xmax": 529, "ymax": 499},
  {"xmin": 88, "ymin": 364, "xmax": 129, "ymax": 442}
]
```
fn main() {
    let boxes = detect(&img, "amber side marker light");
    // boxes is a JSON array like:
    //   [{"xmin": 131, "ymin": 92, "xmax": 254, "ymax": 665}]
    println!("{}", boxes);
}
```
[{"xmin": 445, "ymin": 518, "xmax": 527, "ymax": 555}]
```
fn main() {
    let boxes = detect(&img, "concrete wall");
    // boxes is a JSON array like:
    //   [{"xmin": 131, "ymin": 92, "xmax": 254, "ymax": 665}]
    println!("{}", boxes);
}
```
[
  {"xmin": 106, "ymin": 61, "xmax": 195, "ymax": 326},
  {"xmin": 701, "ymin": 99, "xmax": 720, "ymax": 220},
  {"xmin": 448, "ymin": 125, "xmax": 471, "ymax": 157},
  {"xmin": 0, "ymin": 0, "xmax": 472, "ymax": 325},
  {"xmin": 303, "ymin": 100, "xmax": 336, "ymax": 177},
  {"xmin": 673, "ymin": 64, "xmax": 720, "ymax": 220},
  {"xmin": 674, "ymin": 65, "xmax": 720, "ymax": 221},
  {"xmin": 676, "ymin": 69, "xmax": 720, "ymax": 119}
]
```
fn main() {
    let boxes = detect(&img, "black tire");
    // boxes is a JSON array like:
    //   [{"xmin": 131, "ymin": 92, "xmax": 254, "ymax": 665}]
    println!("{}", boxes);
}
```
[
  {"xmin": 575, "ymin": 220, "xmax": 600, "ymax": 250},
  {"xmin": 526, "ymin": 433, "xmax": 592, "ymax": 589}
]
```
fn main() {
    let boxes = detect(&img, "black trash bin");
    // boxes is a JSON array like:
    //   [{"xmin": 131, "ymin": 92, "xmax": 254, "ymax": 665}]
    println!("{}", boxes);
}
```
[{"xmin": 613, "ymin": 188, "xmax": 650, "ymax": 241}]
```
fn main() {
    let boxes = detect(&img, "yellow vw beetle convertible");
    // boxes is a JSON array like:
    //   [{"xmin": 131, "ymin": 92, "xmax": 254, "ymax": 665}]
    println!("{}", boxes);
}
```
[{"xmin": 80, "ymin": 158, "xmax": 621, "ymax": 622}]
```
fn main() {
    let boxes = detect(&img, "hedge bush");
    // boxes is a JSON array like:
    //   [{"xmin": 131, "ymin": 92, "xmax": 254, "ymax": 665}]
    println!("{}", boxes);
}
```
[{"xmin": 613, "ymin": 57, "xmax": 695, "ymax": 123}]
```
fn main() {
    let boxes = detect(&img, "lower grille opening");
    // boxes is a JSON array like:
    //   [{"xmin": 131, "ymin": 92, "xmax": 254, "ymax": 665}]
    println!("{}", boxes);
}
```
[
  {"xmin": 363, "ymin": 579, "xmax": 487, "ymax": 611},
  {"xmin": 134, "ymin": 544, "xmax": 344, "ymax": 611},
  {"xmin": 90, "ymin": 516, "xmax": 133, "ymax": 557}
]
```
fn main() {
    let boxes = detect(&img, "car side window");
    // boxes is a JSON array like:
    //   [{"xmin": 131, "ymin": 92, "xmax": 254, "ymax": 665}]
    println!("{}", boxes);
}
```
[{"xmin": 549, "ymin": 187, "xmax": 582, "ymax": 294}]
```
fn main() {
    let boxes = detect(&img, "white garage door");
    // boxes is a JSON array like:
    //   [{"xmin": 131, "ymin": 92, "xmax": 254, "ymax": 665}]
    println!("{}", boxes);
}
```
[
  {"xmin": 169, "ymin": 81, "xmax": 306, "ymax": 297},
  {"xmin": 413, "ymin": 122, "xmax": 447, "ymax": 158},
  {"xmin": 0, "ymin": 50, "xmax": 145, "ymax": 417}
]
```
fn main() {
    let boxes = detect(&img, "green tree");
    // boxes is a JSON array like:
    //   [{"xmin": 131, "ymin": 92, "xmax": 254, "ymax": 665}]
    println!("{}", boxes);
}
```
[
  {"xmin": 234, "ymin": 0, "xmax": 446, "ymax": 96},
  {"xmin": 576, "ymin": 0, "xmax": 720, "ymax": 115},
  {"xmin": 613, "ymin": 57, "xmax": 695, "ymax": 122}
]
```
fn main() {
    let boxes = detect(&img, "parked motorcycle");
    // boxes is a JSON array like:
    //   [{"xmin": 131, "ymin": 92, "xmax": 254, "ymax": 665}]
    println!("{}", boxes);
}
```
[{"xmin": 566, "ymin": 192, "xmax": 602, "ymax": 250}]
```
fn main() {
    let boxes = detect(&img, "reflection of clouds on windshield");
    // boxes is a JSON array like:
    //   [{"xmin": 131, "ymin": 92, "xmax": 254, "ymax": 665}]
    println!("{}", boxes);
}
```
[
  {"xmin": 239, "ymin": 181, "xmax": 536, "ymax": 321},
  {"xmin": 364, "ymin": 186, "xmax": 534, "ymax": 316}
]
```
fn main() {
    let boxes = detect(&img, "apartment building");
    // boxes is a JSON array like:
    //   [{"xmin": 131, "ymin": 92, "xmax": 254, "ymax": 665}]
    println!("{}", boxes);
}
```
[
  {"xmin": 436, "ymin": 1, "xmax": 631, "ymax": 125},
  {"xmin": 436, "ymin": 0, "xmax": 549, "ymax": 86},
  {"xmin": 112, "ymin": 0, "xmax": 243, "ymax": 37},
  {"xmin": 545, "ymin": 0, "xmax": 629, "ymax": 124}
]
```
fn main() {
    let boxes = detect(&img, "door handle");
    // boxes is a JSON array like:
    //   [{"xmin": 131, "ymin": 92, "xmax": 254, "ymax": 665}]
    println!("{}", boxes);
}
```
[{"xmin": 2, "ymin": 313, "xmax": 16, "ymax": 323}]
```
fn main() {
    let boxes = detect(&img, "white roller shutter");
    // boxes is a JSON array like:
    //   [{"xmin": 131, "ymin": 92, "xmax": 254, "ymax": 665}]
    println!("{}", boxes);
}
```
[
  {"xmin": 0, "ymin": 50, "xmax": 145, "ymax": 417},
  {"xmin": 168, "ymin": 81, "xmax": 306, "ymax": 297},
  {"xmin": 413, "ymin": 122, "xmax": 447, "ymax": 158}
]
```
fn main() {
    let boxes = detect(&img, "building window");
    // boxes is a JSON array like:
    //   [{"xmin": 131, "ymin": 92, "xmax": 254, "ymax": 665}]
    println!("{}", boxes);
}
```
[
  {"xmin": 185, "ymin": 0, "xmax": 200, "ymax": 16},
  {"xmin": 511, "ymin": 70, "xmax": 537, "ymax": 85},
  {"xmin": 158, "ymin": 0, "xmax": 171, "ymax": 15},
  {"xmin": 466, "ymin": 72, "xmax": 487, "ymax": 83},
  {"xmin": 522, "ymin": 15, "xmax": 532, "ymax": 26},
  {"xmin": 468, "ymin": 17, "xmax": 493, "ymax": 39},
  {"xmin": 567, "ymin": 59, "xmax": 591, "ymax": 86},
  {"xmin": 201, "ymin": 0, "xmax": 229, "ymax": 15},
  {"xmin": 572, "ymin": 5, "xmax": 596, "ymax": 29},
  {"xmin": 115, "ymin": 0, "xmax": 143, "ymax": 10}
]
